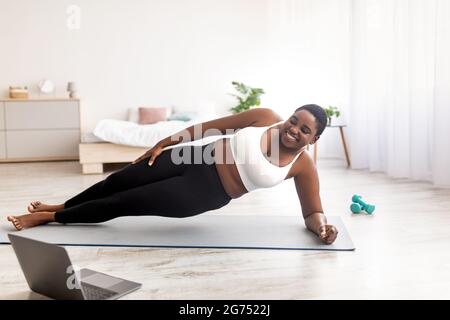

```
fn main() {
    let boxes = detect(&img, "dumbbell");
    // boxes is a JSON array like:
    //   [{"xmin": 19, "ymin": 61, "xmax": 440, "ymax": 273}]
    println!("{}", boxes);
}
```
[{"xmin": 350, "ymin": 194, "xmax": 375, "ymax": 215}]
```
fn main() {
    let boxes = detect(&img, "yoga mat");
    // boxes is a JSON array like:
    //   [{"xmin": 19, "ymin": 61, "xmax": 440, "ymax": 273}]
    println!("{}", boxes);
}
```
[{"xmin": 0, "ymin": 215, "xmax": 355, "ymax": 251}]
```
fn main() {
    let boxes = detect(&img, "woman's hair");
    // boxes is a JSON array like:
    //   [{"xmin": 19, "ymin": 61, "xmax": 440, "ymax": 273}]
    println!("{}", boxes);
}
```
[{"xmin": 295, "ymin": 104, "xmax": 327, "ymax": 136}]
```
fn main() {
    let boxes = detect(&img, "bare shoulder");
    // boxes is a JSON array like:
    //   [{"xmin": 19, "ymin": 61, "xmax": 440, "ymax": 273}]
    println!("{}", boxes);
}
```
[
  {"xmin": 291, "ymin": 148, "xmax": 317, "ymax": 179},
  {"xmin": 247, "ymin": 108, "xmax": 283, "ymax": 127}
]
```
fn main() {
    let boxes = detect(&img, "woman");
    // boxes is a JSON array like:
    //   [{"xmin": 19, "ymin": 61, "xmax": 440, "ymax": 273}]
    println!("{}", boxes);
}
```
[{"xmin": 7, "ymin": 104, "xmax": 339, "ymax": 245}]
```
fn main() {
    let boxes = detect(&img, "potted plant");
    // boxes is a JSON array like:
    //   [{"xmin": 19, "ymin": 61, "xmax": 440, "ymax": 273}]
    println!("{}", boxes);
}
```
[
  {"xmin": 229, "ymin": 81, "xmax": 265, "ymax": 114},
  {"xmin": 324, "ymin": 106, "xmax": 341, "ymax": 126}
]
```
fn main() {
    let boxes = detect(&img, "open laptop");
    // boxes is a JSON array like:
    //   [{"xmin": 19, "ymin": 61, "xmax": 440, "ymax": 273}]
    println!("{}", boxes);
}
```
[{"xmin": 8, "ymin": 233, "xmax": 142, "ymax": 300}]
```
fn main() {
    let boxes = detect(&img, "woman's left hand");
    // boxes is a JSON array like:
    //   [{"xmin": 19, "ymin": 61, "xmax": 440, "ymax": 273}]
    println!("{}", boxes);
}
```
[{"xmin": 318, "ymin": 225, "xmax": 339, "ymax": 245}]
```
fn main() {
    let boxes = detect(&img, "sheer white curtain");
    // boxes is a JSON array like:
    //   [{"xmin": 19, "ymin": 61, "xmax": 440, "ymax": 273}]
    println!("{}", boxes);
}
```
[{"xmin": 349, "ymin": 0, "xmax": 450, "ymax": 187}]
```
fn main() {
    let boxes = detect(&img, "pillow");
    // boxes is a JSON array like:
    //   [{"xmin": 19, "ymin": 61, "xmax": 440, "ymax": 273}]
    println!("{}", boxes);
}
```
[
  {"xmin": 128, "ymin": 107, "xmax": 172, "ymax": 123},
  {"xmin": 138, "ymin": 107, "xmax": 168, "ymax": 124},
  {"xmin": 167, "ymin": 111, "xmax": 198, "ymax": 122}
]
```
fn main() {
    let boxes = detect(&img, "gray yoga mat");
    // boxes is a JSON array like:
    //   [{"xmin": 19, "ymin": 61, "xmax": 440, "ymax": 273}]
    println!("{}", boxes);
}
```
[{"xmin": 0, "ymin": 215, "xmax": 355, "ymax": 251}]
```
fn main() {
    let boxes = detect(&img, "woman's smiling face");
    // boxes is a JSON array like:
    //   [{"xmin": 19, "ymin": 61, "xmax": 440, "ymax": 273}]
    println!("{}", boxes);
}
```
[{"xmin": 279, "ymin": 110, "xmax": 319, "ymax": 150}]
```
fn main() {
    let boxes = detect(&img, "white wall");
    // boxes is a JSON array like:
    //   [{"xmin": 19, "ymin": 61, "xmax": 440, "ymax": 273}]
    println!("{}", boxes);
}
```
[
  {"xmin": 0, "ymin": 0, "xmax": 351, "ymax": 158},
  {"xmin": 264, "ymin": 0, "xmax": 351, "ymax": 158}
]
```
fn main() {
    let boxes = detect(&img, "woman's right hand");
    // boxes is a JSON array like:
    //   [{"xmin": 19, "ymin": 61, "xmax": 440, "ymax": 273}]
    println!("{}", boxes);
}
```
[{"xmin": 132, "ymin": 144, "xmax": 164, "ymax": 166}]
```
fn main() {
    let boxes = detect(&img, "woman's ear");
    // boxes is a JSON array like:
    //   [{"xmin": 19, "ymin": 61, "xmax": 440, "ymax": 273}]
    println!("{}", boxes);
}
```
[{"xmin": 310, "ymin": 136, "xmax": 320, "ymax": 145}]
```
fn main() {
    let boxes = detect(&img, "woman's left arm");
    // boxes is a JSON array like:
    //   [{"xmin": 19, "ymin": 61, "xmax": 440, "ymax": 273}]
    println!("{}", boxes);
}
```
[{"xmin": 293, "ymin": 154, "xmax": 339, "ymax": 245}]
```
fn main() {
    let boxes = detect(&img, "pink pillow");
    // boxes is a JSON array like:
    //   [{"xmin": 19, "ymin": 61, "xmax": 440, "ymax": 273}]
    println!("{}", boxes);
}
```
[{"xmin": 138, "ymin": 107, "xmax": 168, "ymax": 124}]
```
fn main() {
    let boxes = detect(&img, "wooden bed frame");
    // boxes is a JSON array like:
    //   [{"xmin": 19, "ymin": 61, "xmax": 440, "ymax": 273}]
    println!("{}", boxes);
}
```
[{"xmin": 79, "ymin": 143, "xmax": 148, "ymax": 174}]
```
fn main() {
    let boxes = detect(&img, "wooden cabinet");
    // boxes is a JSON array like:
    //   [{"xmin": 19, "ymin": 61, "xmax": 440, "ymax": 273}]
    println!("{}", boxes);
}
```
[
  {"xmin": 5, "ymin": 101, "xmax": 80, "ymax": 129},
  {"xmin": 0, "ymin": 102, "xmax": 4, "ymax": 130},
  {"xmin": 0, "ymin": 131, "xmax": 5, "ymax": 159},
  {"xmin": 0, "ymin": 99, "xmax": 80, "ymax": 162},
  {"xmin": 0, "ymin": 103, "xmax": 5, "ymax": 159}
]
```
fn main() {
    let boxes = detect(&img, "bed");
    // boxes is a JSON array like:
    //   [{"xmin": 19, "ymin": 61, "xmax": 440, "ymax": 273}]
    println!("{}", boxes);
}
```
[
  {"xmin": 79, "ymin": 141, "xmax": 148, "ymax": 174},
  {"xmin": 79, "ymin": 114, "xmax": 220, "ymax": 174}
]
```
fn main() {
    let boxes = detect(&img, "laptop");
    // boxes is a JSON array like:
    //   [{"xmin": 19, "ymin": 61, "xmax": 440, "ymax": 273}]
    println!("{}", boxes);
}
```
[{"xmin": 8, "ymin": 233, "xmax": 142, "ymax": 300}]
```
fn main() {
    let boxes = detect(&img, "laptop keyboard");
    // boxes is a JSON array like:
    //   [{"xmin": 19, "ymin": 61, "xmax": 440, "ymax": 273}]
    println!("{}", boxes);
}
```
[{"xmin": 81, "ymin": 282, "xmax": 118, "ymax": 300}]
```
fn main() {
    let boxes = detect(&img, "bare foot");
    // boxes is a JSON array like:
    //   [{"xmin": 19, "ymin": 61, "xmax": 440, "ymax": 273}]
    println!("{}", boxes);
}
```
[
  {"xmin": 7, "ymin": 212, "xmax": 55, "ymax": 231},
  {"xmin": 28, "ymin": 201, "xmax": 64, "ymax": 213}
]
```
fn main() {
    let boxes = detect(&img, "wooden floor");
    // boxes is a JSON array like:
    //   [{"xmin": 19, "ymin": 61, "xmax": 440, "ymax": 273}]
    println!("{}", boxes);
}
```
[{"xmin": 1, "ymin": 159, "xmax": 450, "ymax": 300}]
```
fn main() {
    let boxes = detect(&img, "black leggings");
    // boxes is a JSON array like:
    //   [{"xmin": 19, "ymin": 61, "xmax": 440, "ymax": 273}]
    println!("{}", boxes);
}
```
[{"xmin": 54, "ymin": 143, "xmax": 232, "ymax": 224}]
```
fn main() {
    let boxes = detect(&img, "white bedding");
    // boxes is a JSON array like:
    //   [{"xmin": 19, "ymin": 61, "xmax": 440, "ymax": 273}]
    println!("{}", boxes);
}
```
[{"xmin": 93, "ymin": 116, "xmax": 227, "ymax": 148}]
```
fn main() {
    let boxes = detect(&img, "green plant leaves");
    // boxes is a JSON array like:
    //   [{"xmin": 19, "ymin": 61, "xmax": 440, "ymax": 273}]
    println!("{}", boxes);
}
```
[
  {"xmin": 324, "ymin": 106, "xmax": 341, "ymax": 118},
  {"xmin": 229, "ymin": 81, "xmax": 265, "ymax": 114}
]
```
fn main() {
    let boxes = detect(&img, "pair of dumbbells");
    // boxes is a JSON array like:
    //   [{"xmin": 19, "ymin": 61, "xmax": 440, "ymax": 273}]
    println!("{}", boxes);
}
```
[{"xmin": 350, "ymin": 195, "xmax": 375, "ymax": 215}]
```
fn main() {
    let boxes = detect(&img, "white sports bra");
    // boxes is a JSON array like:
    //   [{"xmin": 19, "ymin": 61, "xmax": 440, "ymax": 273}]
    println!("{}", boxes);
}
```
[{"xmin": 229, "ymin": 121, "xmax": 305, "ymax": 192}]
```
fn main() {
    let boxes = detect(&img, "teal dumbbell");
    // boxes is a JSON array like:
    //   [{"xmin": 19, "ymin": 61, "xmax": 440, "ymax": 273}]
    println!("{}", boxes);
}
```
[{"xmin": 350, "ymin": 195, "xmax": 375, "ymax": 215}]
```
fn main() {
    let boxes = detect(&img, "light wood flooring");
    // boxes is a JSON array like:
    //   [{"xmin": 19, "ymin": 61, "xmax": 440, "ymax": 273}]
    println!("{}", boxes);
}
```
[{"xmin": 1, "ymin": 159, "xmax": 450, "ymax": 300}]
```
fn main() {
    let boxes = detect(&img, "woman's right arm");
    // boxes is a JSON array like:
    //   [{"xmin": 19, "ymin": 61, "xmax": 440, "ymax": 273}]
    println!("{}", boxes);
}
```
[
  {"xmin": 132, "ymin": 108, "xmax": 281, "ymax": 165},
  {"xmin": 159, "ymin": 107, "xmax": 281, "ymax": 148}
]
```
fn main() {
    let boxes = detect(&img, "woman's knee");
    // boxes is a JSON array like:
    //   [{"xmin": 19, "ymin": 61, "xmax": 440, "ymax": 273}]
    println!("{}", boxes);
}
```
[
  {"xmin": 176, "ymin": 206, "xmax": 206, "ymax": 218},
  {"xmin": 104, "ymin": 161, "xmax": 140, "ymax": 185},
  {"xmin": 101, "ymin": 172, "xmax": 124, "ymax": 194}
]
